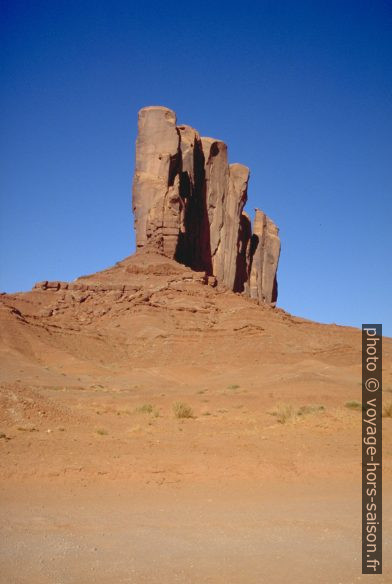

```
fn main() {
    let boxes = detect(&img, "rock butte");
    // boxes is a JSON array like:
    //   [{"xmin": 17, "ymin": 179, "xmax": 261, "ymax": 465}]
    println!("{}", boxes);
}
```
[{"xmin": 132, "ymin": 106, "xmax": 280, "ymax": 304}]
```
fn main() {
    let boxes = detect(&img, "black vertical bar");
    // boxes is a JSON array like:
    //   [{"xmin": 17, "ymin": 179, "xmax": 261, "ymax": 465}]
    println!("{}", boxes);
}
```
[{"xmin": 362, "ymin": 324, "xmax": 382, "ymax": 574}]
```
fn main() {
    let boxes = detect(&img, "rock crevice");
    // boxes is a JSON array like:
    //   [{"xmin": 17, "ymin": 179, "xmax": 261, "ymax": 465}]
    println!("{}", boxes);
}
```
[{"xmin": 132, "ymin": 106, "xmax": 280, "ymax": 304}]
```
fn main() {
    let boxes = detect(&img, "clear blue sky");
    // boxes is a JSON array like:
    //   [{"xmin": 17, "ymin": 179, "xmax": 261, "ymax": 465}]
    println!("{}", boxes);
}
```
[{"xmin": 1, "ymin": 1, "xmax": 391, "ymax": 335}]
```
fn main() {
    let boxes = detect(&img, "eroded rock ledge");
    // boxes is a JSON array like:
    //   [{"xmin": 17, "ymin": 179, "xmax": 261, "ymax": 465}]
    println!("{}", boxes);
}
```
[{"xmin": 132, "ymin": 106, "xmax": 280, "ymax": 304}]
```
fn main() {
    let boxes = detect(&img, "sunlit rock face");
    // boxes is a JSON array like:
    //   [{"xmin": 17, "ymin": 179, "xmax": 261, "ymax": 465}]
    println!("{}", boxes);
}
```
[{"xmin": 132, "ymin": 106, "xmax": 280, "ymax": 304}]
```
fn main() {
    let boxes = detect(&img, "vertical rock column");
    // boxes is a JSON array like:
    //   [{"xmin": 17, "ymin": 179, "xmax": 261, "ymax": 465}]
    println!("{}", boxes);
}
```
[
  {"xmin": 199, "ymin": 141, "xmax": 250, "ymax": 290},
  {"xmin": 235, "ymin": 211, "xmax": 252, "ymax": 293},
  {"xmin": 132, "ymin": 106, "xmax": 181, "ymax": 255},
  {"xmin": 249, "ymin": 209, "xmax": 281, "ymax": 304},
  {"xmin": 176, "ymin": 125, "xmax": 206, "ymax": 269},
  {"xmin": 216, "ymin": 163, "xmax": 250, "ymax": 290},
  {"xmin": 200, "ymin": 137, "xmax": 229, "ymax": 279}
]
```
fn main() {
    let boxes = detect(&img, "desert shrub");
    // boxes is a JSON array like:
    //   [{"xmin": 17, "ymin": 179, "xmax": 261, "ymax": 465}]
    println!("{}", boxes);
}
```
[
  {"xmin": 135, "ymin": 404, "xmax": 153, "ymax": 414},
  {"xmin": 173, "ymin": 401, "xmax": 194, "ymax": 419},
  {"xmin": 271, "ymin": 403, "xmax": 297, "ymax": 424},
  {"xmin": 345, "ymin": 400, "xmax": 363, "ymax": 411},
  {"xmin": 270, "ymin": 403, "xmax": 326, "ymax": 423},
  {"xmin": 96, "ymin": 428, "xmax": 108, "ymax": 435},
  {"xmin": 298, "ymin": 404, "xmax": 325, "ymax": 415},
  {"xmin": 227, "ymin": 384, "xmax": 240, "ymax": 390},
  {"xmin": 17, "ymin": 426, "xmax": 38, "ymax": 432}
]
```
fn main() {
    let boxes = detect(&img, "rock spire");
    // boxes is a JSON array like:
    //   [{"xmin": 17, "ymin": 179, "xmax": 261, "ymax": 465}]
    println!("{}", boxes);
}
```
[{"xmin": 132, "ymin": 106, "xmax": 280, "ymax": 304}]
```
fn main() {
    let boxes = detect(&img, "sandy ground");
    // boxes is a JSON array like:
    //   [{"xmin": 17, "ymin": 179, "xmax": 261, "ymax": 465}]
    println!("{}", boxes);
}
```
[
  {"xmin": 1, "ymin": 480, "xmax": 391, "ymax": 584},
  {"xmin": 0, "ymin": 253, "xmax": 391, "ymax": 582}
]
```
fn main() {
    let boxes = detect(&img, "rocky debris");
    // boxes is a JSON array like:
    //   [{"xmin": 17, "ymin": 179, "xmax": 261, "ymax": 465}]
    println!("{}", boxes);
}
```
[
  {"xmin": 34, "ymin": 272, "xmax": 207, "ymax": 297},
  {"xmin": 34, "ymin": 281, "xmax": 68, "ymax": 291},
  {"xmin": 24, "ymin": 254, "xmax": 219, "ymax": 326},
  {"xmin": 131, "ymin": 106, "xmax": 280, "ymax": 304}
]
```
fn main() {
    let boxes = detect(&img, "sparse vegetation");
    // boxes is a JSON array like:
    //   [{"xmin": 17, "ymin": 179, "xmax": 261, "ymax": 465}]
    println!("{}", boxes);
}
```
[
  {"xmin": 270, "ymin": 403, "xmax": 297, "ymax": 424},
  {"xmin": 227, "ymin": 384, "xmax": 240, "ymax": 390},
  {"xmin": 298, "ymin": 404, "xmax": 325, "ymax": 415},
  {"xmin": 173, "ymin": 401, "xmax": 194, "ymax": 419},
  {"xmin": 135, "ymin": 404, "xmax": 160, "ymax": 417},
  {"xmin": 135, "ymin": 404, "xmax": 154, "ymax": 414},
  {"xmin": 382, "ymin": 401, "xmax": 392, "ymax": 418},
  {"xmin": 269, "ymin": 403, "xmax": 326, "ymax": 424},
  {"xmin": 96, "ymin": 428, "xmax": 108, "ymax": 435},
  {"xmin": 345, "ymin": 400, "xmax": 363, "ymax": 411},
  {"xmin": 17, "ymin": 426, "xmax": 38, "ymax": 432}
]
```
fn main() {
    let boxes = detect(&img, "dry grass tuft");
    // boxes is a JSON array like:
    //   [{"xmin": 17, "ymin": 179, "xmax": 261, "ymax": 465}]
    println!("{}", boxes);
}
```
[
  {"xmin": 135, "ymin": 404, "xmax": 153, "ymax": 414},
  {"xmin": 173, "ymin": 402, "xmax": 194, "ymax": 419},
  {"xmin": 269, "ymin": 403, "xmax": 326, "ymax": 424},
  {"xmin": 270, "ymin": 403, "xmax": 297, "ymax": 424},
  {"xmin": 345, "ymin": 400, "xmax": 363, "ymax": 411},
  {"xmin": 298, "ymin": 404, "xmax": 325, "ymax": 416},
  {"xmin": 96, "ymin": 428, "xmax": 108, "ymax": 436},
  {"xmin": 17, "ymin": 426, "xmax": 38, "ymax": 432},
  {"xmin": 135, "ymin": 404, "xmax": 160, "ymax": 417}
]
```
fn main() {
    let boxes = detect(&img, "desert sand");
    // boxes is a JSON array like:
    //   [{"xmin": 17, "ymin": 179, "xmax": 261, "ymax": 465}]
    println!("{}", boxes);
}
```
[{"xmin": 0, "ymin": 251, "xmax": 391, "ymax": 583}]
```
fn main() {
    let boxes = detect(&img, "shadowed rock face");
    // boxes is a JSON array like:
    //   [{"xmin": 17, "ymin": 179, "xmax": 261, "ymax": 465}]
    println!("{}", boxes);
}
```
[{"xmin": 132, "ymin": 106, "xmax": 280, "ymax": 304}]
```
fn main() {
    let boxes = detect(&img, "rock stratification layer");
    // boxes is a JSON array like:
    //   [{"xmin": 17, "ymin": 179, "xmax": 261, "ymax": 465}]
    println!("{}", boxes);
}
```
[{"xmin": 132, "ymin": 106, "xmax": 280, "ymax": 304}]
